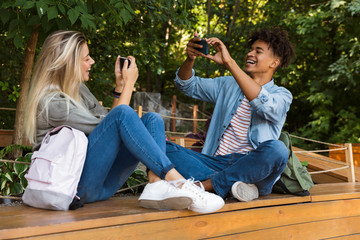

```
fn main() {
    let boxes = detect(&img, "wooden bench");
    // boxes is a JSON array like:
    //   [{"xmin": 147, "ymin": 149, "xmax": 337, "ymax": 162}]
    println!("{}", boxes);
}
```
[{"xmin": 1, "ymin": 182, "xmax": 360, "ymax": 239}]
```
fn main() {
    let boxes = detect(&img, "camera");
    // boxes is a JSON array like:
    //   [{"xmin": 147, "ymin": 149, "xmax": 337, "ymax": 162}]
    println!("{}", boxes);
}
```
[
  {"xmin": 194, "ymin": 38, "xmax": 209, "ymax": 55},
  {"xmin": 119, "ymin": 57, "xmax": 131, "ymax": 69}
]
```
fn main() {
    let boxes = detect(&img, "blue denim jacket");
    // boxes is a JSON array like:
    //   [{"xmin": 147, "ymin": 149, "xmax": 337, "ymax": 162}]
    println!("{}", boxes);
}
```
[{"xmin": 174, "ymin": 69, "xmax": 293, "ymax": 156}]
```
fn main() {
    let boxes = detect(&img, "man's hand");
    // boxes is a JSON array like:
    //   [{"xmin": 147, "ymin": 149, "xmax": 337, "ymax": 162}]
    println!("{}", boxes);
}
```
[
  {"xmin": 204, "ymin": 38, "xmax": 234, "ymax": 67},
  {"xmin": 186, "ymin": 32, "xmax": 207, "ymax": 60}
]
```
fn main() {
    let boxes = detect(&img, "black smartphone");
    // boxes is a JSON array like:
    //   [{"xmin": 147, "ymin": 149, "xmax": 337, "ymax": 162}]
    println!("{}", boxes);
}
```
[
  {"xmin": 194, "ymin": 38, "xmax": 209, "ymax": 55},
  {"xmin": 119, "ymin": 57, "xmax": 131, "ymax": 69}
]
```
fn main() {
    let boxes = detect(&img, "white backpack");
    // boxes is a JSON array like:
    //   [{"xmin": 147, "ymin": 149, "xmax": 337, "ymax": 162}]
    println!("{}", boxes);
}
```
[{"xmin": 22, "ymin": 125, "xmax": 88, "ymax": 210}]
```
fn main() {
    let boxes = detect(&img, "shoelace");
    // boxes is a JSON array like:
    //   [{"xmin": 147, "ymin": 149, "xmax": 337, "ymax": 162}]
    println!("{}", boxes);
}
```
[
  {"xmin": 171, "ymin": 178, "xmax": 209, "ymax": 204},
  {"xmin": 169, "ymin": 178, "xmax": 204, "ymax": 191},
  {"xmin": 162, "ymin": 180, "xmax": 182, "ymax": 193}
]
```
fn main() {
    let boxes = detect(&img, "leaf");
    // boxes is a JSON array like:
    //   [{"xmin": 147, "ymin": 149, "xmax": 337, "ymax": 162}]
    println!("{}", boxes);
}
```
[
  {"xmin": 14, "ymin": 156, "xmax": 29, "ymax": 175},
  {"xmin": 27, "ymin": 15, "xmax": 41, "ymax": 26},
  {"xmin": 23, "ymin": 153, "xmax": 33, "ymax": 163},
  {"xmin": 68, "ymin": 8, "xmax": 79, "ymax": 25},
  {"xmin": 13, "ymin": 35, "xmax": 22, "ymax": 49},
  {"xmin": 1, "ymin": 178, "xmax": 7, "ymax": 191},
  {"xmin": 58, "ymin": 4, "xmax": 66, "ymax": 15},
  {"xmin": 0, "ymin": 8, "xmax": 10, "ymax": 25},
  {"xmin": 4, "ymin": 172, "xmax": 13, "ymax": 182},
  {"xmin": 8, "ymin": 18, "xmax": 19, "ymax": 32},
  {"xmin": 22, "ymin": 1, "xmax": 35, "ymax": 9},
  {"xmin": 14, "ymin": 0, "xmax": 27, "ymax": 6},
  {"xmin": 301, "ymin": 161, "xmax": 309, "ymax": 167},
  {"xmin": 10, "ymin": 182, "xmax": 24, "ymax": 195},
  {"xmin": 120, "ymin": 8, "xmax": 132, "ymax": 24},
  {"xmin": 36, "ymin": 1, "xmax": 48, "ymax": 17},
  {"xmin": 79, "ymin": 15, "xmax": 89, "ymax": 29},
  {"xmin": 330, "ymin": 0, "xmax": 346, "ymax": 10},
  {"xmin": 5, "ymin": 187, "xmax": 10, "ymax": 196},
  {"xmin": 19, "ymin": 172, "xmax": 28, "ymax": 189},
  {"xmin": 47, "ymin": 6, "xmax": 58, "ymax": 20},
  {"xmin": 124, "ymin": 2, "xmax": 135, "ymax": 15}
]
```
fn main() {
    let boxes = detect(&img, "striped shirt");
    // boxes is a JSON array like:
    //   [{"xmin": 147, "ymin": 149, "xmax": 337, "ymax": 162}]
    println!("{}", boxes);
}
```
[{"xmin": 215, "ymin": 97, "xmax": 254, "ymax": 155}]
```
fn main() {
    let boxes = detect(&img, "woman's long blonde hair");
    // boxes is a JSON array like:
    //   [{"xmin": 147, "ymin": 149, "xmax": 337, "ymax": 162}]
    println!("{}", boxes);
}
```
[{"xmin": 24, "ymin": 30, "xmax": 87, "ymax": 144}]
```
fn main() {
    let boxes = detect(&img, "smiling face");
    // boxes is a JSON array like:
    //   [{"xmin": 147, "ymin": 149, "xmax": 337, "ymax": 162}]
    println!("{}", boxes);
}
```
[
  {"xmin": 80, "ymin": 43, "xmax": 95, "ymax": 82},
  {"xmin": 244, "ymin": 40, "xmax": 280, "ymax": 79}
]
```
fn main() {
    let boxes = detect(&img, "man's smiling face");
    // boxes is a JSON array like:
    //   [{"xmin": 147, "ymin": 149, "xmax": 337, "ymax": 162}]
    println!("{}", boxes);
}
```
[{"xmin": 244, "ymin": 40, "xmax": 279, "ymax": 77}]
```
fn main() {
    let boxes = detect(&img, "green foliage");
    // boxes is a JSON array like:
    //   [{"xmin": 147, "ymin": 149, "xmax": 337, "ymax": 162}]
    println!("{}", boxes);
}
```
[
  {"xmin": 123, "ymin": 169, "xmax": 148, "ymax": 194},
  {"xmin": 0, "ymin": 0, "xmax": 135, "ymax": 108},
  {"xmin": 1, "ymin": 0, "xmax": 360, "ymax": 147},
  {"xmin": 0, "ymin": 145, "xmax": 32, "ymax": 196},
  {"xmin": 85, "ymin": 0, "xmax": 197, "ymax": 106},
  {"xmin": 284, "ymin": 0, "xmax": 360, "ymax": 144}
]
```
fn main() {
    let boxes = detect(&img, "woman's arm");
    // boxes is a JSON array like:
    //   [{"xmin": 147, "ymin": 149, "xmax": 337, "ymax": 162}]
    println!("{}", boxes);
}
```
[{"xmin": 111, "ymin": 56, "xmax": 138, "ymax": 109}]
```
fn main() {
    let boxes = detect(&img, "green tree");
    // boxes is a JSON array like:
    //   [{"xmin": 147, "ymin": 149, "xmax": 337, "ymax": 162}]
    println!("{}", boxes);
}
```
[
  {"xmin": 284, "ymin": 0, "xmax": 360, "ymax": 143},
  {"xmin": 0, "ymin": 0, "xmax": 134, "ymax": 152}
]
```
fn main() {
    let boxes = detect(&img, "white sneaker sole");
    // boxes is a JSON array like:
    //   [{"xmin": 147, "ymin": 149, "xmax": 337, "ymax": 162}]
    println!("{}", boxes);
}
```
[
  {"xmin": 139, "ymin": 197, "xmax": 192, "ymax": 210},
  {"xmin": 231, "ymin": 181, "xmax": 259, "ymax": 202},
  {"xmin": 189, "ymin": 200, "xmax": 225, "ymax": 214}
]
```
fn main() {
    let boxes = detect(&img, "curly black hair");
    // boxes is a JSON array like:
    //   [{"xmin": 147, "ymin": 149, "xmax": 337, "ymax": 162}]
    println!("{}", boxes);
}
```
[{"xmin": 247, "ymin": 28, "xmax": 295, "ymax": 68}]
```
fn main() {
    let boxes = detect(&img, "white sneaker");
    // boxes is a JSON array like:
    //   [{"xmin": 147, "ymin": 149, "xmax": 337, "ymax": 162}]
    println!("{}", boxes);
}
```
[
  {"xmin": 174, "ymin": 178, "xmax": 225, "ymax": 214},
  {"xmin": 138, "ymin": 180, "xmax": 192, "ymax": 210},
  {"xmin": 231, "ymin": 181, "xmax": 259, "ymax": 202}
]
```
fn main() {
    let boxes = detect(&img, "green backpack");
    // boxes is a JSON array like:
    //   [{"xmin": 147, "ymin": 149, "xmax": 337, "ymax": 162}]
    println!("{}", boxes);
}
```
[{"xmin": 272, "ymin": 132, "xmax": 314, "ymax": 196}]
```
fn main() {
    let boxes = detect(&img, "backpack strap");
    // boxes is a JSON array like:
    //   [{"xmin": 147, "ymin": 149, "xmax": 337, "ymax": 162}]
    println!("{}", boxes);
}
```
[
  {"xmin": 275, "ymin": 180, "xmax": 310, "ymax": 196},
  {"xmin": 69, "ymin": 195, "xmax": 86, "ymax": 210}
]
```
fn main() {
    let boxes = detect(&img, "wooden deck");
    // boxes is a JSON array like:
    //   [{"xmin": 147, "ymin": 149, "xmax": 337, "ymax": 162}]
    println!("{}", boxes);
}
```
[
  {"xmin": 1, "ymin": 182, "xmax": 360, "ymax": 239},
  {"xmin": 294, "ymin": 146, "xmax": 360, "ymax": 183},
  {"xmin": 1, "ymin": 137, "xmax": 360, "ymax": 239}
]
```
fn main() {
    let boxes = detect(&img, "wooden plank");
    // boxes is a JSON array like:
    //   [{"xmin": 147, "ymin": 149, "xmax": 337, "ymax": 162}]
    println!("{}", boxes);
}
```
[
  {"xmin": 310, "ymin": 182, "xmax": 360, "ymax": 202},
  {"xmin": 0, "ymin": 129, "xmax": 31, "ymax": 147},
  {"xmin": 15, "ymin": 198, "xmax": 360, "ymax": 240},
  {"xmin": 330, "ymin": 143, "xmax": 360, "ymax": 167},
  {"xmin": 309, "ymin": 171, "xmax": 345, "ymax": 183},
  {"xmin": 0, "ymin": 194, "xmax": 309, "ymax": 239},
  {"xmin": 210, "ymin": 215, "xmax": 360, "ymax": 240},
  {"xmin": 169, "ymin": 136, "xmax": 200, "ymax": 148},
  {"xmin": 2, "ymin": 183, "xmax": 359, "ymax": 238},
  {"xmin": 0, "ymin": 129, "xmax": 13, "ymax": 147},
  {"xmin": 294, "ymin": 147, "xmax": 360, "ymax": 182},
  {"xmin": 326, "ymin": 234, "xmax": 360, "ymax": 240}
]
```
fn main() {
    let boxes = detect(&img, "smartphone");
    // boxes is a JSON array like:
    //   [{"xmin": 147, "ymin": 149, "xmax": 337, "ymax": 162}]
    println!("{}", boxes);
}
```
[
  {"xmin": 119, "ymin": 56, "xmax": 131, "ymax": 69},
  {"xmin": 194, "ymin": 38, "xmax": 209, "ymax": 55}
]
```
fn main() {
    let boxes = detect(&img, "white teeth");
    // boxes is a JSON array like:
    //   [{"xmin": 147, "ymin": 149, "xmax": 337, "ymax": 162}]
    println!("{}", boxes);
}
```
[{"xmin": 246, "ymin": 60, "xmax": 255, "ymax": 64}]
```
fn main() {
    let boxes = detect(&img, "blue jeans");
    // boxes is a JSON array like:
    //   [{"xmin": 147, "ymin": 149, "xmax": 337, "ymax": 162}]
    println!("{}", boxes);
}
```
[
  {"xmin": 77, "ymin": 105, "xmax": 174, "ymax": 203},
  {"xmin": 166, "ymin": 140, "xmax": 288, "ymax": 198}
]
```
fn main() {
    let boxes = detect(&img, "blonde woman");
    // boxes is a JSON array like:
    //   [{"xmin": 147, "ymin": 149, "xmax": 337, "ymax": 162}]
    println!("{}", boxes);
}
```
[{"xmin": 23, "ymin": 30, "xmax": 224, "ymax": 213}]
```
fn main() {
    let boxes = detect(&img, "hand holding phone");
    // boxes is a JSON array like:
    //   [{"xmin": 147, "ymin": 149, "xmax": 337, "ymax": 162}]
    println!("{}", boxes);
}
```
[
  {"xmin": 119, "ymin": 56, "xmax": 131, "ymax": 70},
  {"xmin": 194, "ymin": 38, "xmax": 209, "ymax": 55}
]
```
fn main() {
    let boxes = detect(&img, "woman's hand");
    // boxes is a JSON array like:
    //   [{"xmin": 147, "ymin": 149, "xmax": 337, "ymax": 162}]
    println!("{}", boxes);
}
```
[
  {"xmin": 114, "ymin": 56, "xmax": 124, "ymax": 92},
  {"xmin": 111, "ymin": 56, "xmax": 138, "ymax": 109},
  {"xmin": 204, "ymin": 38, "xmax": 234, "ymax": 67},
  {"xmin": 114, "ymin": 56, "xmax": 138, "ymax": 91},
  {"xmin": 121, "ymin": 56, "xmax": 138, "ymax": 87}
]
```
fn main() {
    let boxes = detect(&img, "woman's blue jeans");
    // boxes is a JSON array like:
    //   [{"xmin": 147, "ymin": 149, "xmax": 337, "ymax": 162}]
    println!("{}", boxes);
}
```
[
  {"xmin": 166, "ymin": 140, "xmax": 288, "ymax": 198},
  {"xmin": 77, "ymin": 105, "xmax": 174, "ymax": 203}
]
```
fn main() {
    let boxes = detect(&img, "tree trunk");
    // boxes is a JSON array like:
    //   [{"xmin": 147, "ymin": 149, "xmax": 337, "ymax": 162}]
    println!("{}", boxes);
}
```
[
  {"xmin": 226, "ymin": 0, "xmax": 241, "ymax": 40},
  {"xmin": 156, "ymin": 21, "xmax": 169, "ymax": 93},
  {"xmin": 146, "ymin": 69, "xmax": 152, "ymax": 92},
  {"xmin": 205, "ymin": 0, "xmax": 212, "ymax": 78},
  {"xmin": 12, "ymin": 29, "xmax": 39, "ymax": 155}
]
